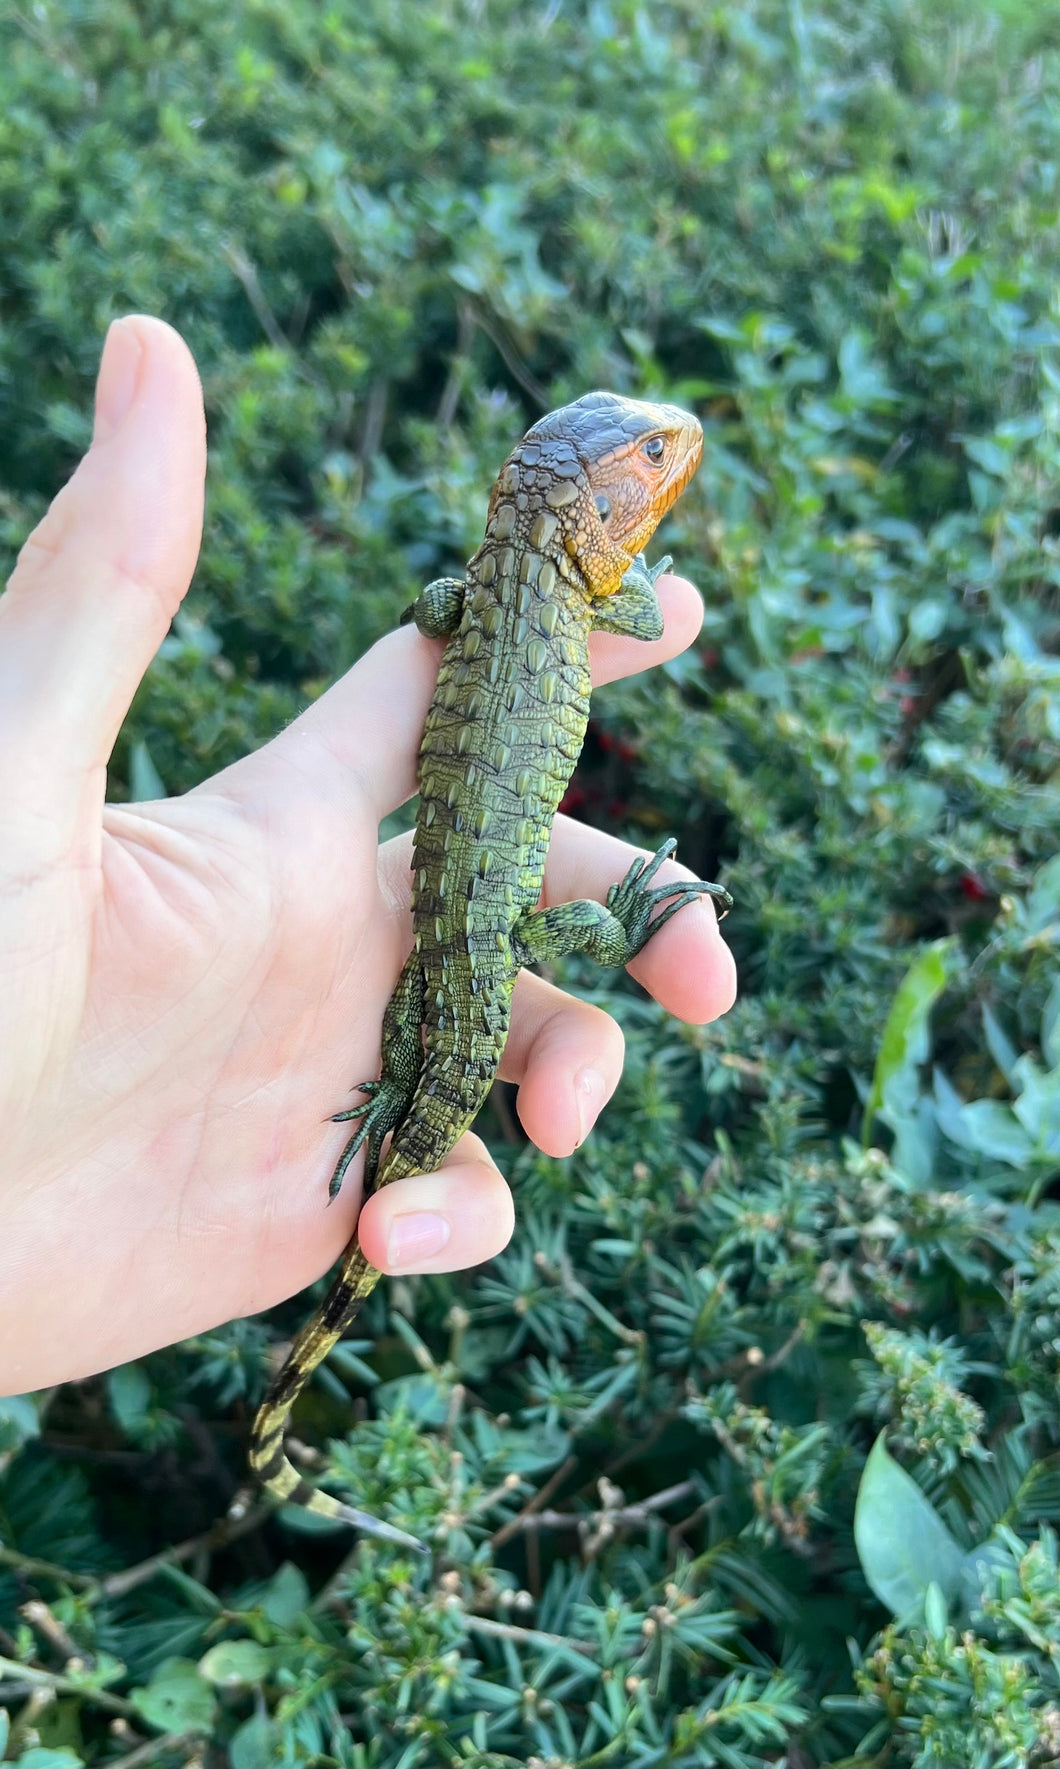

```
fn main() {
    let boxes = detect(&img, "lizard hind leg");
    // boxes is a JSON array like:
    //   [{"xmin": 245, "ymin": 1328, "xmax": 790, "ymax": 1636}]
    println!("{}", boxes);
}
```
[
  {"xmin": 327, "ymin": 956, "xmax": 425, "ymax": 1200},
  {"xmin": 512, "ymin": 839, "xmax": 732, "ymax": 972}
]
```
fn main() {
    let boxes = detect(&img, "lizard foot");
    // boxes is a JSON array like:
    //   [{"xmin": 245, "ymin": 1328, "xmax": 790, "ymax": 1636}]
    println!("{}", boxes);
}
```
[
  {"xmin": 327, "ymin": 1077, "xmax": 410, "ymax": 1202},
  {"xmin": 606, "ymin": 838, "xmax": 733, "ymax": 962}
]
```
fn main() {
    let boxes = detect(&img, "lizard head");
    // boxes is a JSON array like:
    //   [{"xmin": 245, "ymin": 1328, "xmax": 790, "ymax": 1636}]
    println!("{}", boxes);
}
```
[{"xmin": 519, "ymin": 391, "xmax": 703, "ymax": 598}]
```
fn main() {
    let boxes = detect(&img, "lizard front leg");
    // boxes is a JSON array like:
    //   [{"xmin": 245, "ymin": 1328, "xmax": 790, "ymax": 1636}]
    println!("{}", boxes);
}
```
[
  {"xmin": 590, "ymin": 552, "xmax": 671, "ymax": 642},
  {"xmin": 512, "ymin": 839, "xmax": 732, "ymax": 972},
  {"xmin": 400, "ymin": 576, "xmax": 468, "ymax": 637},
  {"xmin": 327, "ymin": 954, "xmax": 424, "ymax": 1199}
]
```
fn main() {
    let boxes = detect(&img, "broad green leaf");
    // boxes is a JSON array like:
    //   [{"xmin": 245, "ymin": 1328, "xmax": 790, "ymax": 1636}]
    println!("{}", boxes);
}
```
[
  {"xmin": 14, "ymin": 1752, "xmax": 84, "ymax": 1768},
  {"xmin": 854, "ymin": 1434, "xmax": 965, "ymax": 1622},
  {"xmin": 375, "ymin": 1372, "xmax": 451, "ymax": 1425},
  {"xmin": 127, "ymin": 738, "xmax": 166, "ymax": 802},
  {"xmin": 129, "ymin": 1658, "xmax": 217, "ymax": 1734},
  {"xmin": 229, "ymin": 1716, "xmax": 281, "ymax": 1769},
  {"xmin": 1011, "ymin": 1056, "xmax": 1060, "ymax": 1154},
  {"xmin": 1026, "ymin": 856, "xmax": 1060, "ymax": 936},
  {"xmin": 955, "ymin": 1100, "xmax": 1034, "ymax": 1164},
  {"xmin": 863, "ymin": 939, "xmax": 958, "ymax": 1146},
  {"xmin": 106, "ymin": 1363, "xmax": 152, "ymax": 1436},
  {"xmin": 0, "ymin": 1393, "xmax": 41, "ymax": 1455},
  {"xmin": 982, "ymin": 1004, "xmax": 1019, "ymax": 1083},
  {"xmin": 923, "ymin": 1581, "xmax": 949, "ymax": 1640},
  {"xmin": 262, "ymin": 1560, "xmax": 310, "ymax": 1629},
  {"xmin": 1042, "ymin": 975, "xmax": 1060, "ymax": 1068},
  {"xmin": 198, "ymin": 1639, "xmax": 271, "ymax": 1687}
]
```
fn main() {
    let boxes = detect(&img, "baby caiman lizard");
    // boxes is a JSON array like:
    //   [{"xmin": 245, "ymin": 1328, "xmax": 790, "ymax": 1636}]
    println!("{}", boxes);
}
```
[{"xmin": 249, "ymin": 392, "xmax": 731, "ymax": 1548}]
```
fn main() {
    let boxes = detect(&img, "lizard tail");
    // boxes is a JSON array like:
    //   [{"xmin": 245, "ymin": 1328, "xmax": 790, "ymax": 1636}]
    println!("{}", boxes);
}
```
[
  {"xmin": 248, "ymin": 1053, "xmax": 496, "ymax": 1547},
  {"xmin": 248, "ymin": 1246, "xmax": 425, "ymax": 1551}
]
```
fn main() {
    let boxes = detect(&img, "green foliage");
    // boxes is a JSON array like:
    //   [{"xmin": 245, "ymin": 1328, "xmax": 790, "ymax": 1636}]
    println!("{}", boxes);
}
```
[{"xmin": 0, "ymin": 0, "xmax": 1057, "ymax": 1764}]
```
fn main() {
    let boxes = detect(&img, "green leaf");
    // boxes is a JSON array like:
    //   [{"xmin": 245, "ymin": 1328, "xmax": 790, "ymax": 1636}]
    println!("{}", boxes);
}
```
[
  {"xmin": 14, "ymin": 1752, "xmax": 84, "ymax": 1768},
  {"xmin": 1026, "ymin": 855, "xmax": 1060, "ymax": 935},
  {"xmin": 1042, "ymin": 975, "xmax": 1060, "ymax": 1068},
  {"xmin": 262, "ymin": 1561, "xmax": 310, "ymax": 1630},
  {"xmin": 198, "ymin": 1640, "xmax": 271, "ymax": 1688},
  {"xmin": 982, "ymin": 1004, "xmax": 1019, "ymax": 1084},
  {"xmin": 127, "ymin": 738, "xmax": 166, "ymax": 802},
  {"xmin": 953, "ymin": 1099, "xmax": 1034, "ymax": 1164},
  {"xmin": 0, "ymin": 1393, "xmax": 41, "ymax": 1454},
  {"xmin": 229, "ymin": 1715, "xmax": 281, "ymax": 1769},
  {"xmin": 106, "ymin": 1363, "xmax": 153, "ymax": 1437},
  {"xmin": 375, "ymin": 1372, "xmax": 452, "ymax": 1425},
  {"xmin": 854, "ymin": 1434, "xmax": 965, "ymax": 1622},
  {"xmin": 923, "ymin": 1580, "xmax": 948, "ymax": 1640},
  {"xmin": 129, "ymin": 1658, "xmax": 217, "ymax": 1734},
  {"xmin": 863, "ymin": 939, "xmax": 958, "ymax": 1146}
]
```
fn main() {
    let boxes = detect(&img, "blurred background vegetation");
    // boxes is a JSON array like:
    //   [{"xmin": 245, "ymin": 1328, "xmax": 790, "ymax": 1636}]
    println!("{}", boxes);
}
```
[{"xmin": 0, "ymin": 1, "xmax": 1057, "ymax": 1765}]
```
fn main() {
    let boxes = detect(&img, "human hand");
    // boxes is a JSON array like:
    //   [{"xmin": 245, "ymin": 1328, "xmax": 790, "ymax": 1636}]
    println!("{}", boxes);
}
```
[{"xmin": 0, "ymin": 317, "xmax": 736, "ymax": 1392}]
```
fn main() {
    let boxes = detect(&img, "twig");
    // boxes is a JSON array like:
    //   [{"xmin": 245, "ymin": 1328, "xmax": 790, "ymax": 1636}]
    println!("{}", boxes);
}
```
[
  {"xmin": 96, "ymin": 1502, "xmax": 270, "ymax": 1601},
  {"xmin": 594, "ymin": 1329, "xmax": 809, "ymax": 1495},
  {"xmin": 0, "ymin": 1547, "xmax": 95, "ymax": 1591},
  {"xmin": 436, "ymin": 299, "xmax": 477, "ymax": 431},
  {"xmin": 471, "ymin": 309, "xmax": 549, "ymax": 407},
  {"xmin": 490, "ymin": 1454, "xmax": 578, "ymax": 1550},
  {"xmin": 499, "ymin": 1479, "xmax": 698, "ymax": 1561},
  {"xmin": 222, "ymin": 242, "xmax": 291, "ymax": 351},
  {"xmin": 21, "ymin": 1598, "xmax": 88, "ymax": 1665},
  {"xmin": 358, "ymin": 377, "xmax": 388, "ymax": 467},
  {"xmin": 463, "ymin": 1613, "xmax": 597, "ymax": 1657},
  {"xmin": 534, "ymin": 1252, "xmax": 643, "ymax": 1348},
  {"xmin": 0, "ymin": 1654, "xmax": 135, "ymax": 1718},
  {"xmin": 105, "ymin": 1732, "xmax": 196, "ymax": 1769}
]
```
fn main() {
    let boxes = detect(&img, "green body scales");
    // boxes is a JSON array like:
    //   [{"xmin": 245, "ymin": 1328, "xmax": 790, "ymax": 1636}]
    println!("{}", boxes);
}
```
[{"xmin": 249, "ymin": 393, "xmax": 731, "ymax": 1548}]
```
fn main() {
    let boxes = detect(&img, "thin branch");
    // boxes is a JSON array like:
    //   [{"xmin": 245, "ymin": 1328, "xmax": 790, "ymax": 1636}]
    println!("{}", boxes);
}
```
[
  {"xmin": 463, "ymin": 1613, "xmax": 597, "ymax": 1657},
  {"xmin": 105, "ymin": 1730, "xmax": 196, "ymax": 1769},
  {"xmin": 222, "ymin": 242, "xmax": 292, "ymax": 351},
  {"xmin": 0, "ymin": 1547, "xmax": 95, "ymax": 1591},
  {"xmin": 0, "ymin": 1654, "xmax": 135, "ymax": 1718},
  {"xmin": 490, "ymin": 1454, "xmax": 579, "ymax": 1550},
  {"xmin": 472, "ymin": 309, "xmax": 549, "ymax": 407},
  {"xmin": 534, "ymin": 1252, "xmax": 643, "ymax": 1348},
  {"xmin": 436, "ymin": 299, "xmax": 478, "ymax": 431},
  {"xmin": 96, "ymin": 1502, "xmax": 270, "ymax": 1601},
  {"xmin": 358, "ymin": 377, "xmax": 389, "ymax": 468},
  {"xmin": 498, "ymin": 1478, "xmax": 698, "ymax": 1565}
]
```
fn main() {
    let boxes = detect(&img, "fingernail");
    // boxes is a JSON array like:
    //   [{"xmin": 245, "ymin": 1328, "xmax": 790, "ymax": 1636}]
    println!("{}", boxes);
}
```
[
  {"xmin": 574, "ymin": 1067, "xmax": 607, "ymax": 1145},
  {"xmin": 387, "ymin": 1211, "xmax": 451, "ymax": 1271},
  {"xmin": 93, "ymin": 319, "xmax": 142, "ymax": 444}
]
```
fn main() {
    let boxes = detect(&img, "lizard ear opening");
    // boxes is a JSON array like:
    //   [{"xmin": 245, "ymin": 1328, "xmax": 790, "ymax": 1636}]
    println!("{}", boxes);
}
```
[{"xmin": 594, "ymin": 493, "xmax": 613, "ymax": 522}]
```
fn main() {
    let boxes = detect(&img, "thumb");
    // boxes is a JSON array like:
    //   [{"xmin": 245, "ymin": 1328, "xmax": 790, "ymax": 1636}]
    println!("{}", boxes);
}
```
[{"xmin": 0, "ymin": 316, "xmax": 206, "ymax": 859}]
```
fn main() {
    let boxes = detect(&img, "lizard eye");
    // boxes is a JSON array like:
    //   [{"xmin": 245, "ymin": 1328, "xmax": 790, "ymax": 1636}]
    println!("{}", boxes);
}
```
[
  {"xmin": 642, "ymin": 436, "xmax": 666, "ymax": 464},
  {"xmin": 594, "ymin": 494, "xmax": 613, "ymax": 521}
]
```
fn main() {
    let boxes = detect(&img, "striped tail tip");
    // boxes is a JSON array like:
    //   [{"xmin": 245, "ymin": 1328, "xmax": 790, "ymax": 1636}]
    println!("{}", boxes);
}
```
[{"xmin": 328, "ymin": 1502, "xmax": 428, "ymax": 1553}]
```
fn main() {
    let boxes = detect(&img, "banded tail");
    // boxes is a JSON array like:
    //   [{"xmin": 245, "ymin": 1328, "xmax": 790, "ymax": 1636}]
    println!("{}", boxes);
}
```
[{"xmin": 248, "ymin": 1051, "xmax": 498, "ymax": 1548}]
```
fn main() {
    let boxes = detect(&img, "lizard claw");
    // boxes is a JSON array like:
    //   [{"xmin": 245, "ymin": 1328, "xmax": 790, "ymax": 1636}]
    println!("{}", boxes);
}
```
[
  {"xmin": 328, "ymin": 1079, "xmax": 379, "ymax": 1123},
  {"xmin": 606, "ymin": 839, "xmax": 732, "ymax": 961}
]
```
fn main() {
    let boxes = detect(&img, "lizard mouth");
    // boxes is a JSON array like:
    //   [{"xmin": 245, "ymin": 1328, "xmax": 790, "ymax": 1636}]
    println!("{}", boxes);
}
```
[{"xmin": 659, "ymin": 417, "xmax": 704, "ymax": 512}]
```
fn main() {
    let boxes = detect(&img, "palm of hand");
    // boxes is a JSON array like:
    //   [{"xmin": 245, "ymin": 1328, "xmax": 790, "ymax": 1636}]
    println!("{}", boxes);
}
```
[{"xmin": 5, "ymin": 762, "xmax": 397, "ymax": 1382}]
